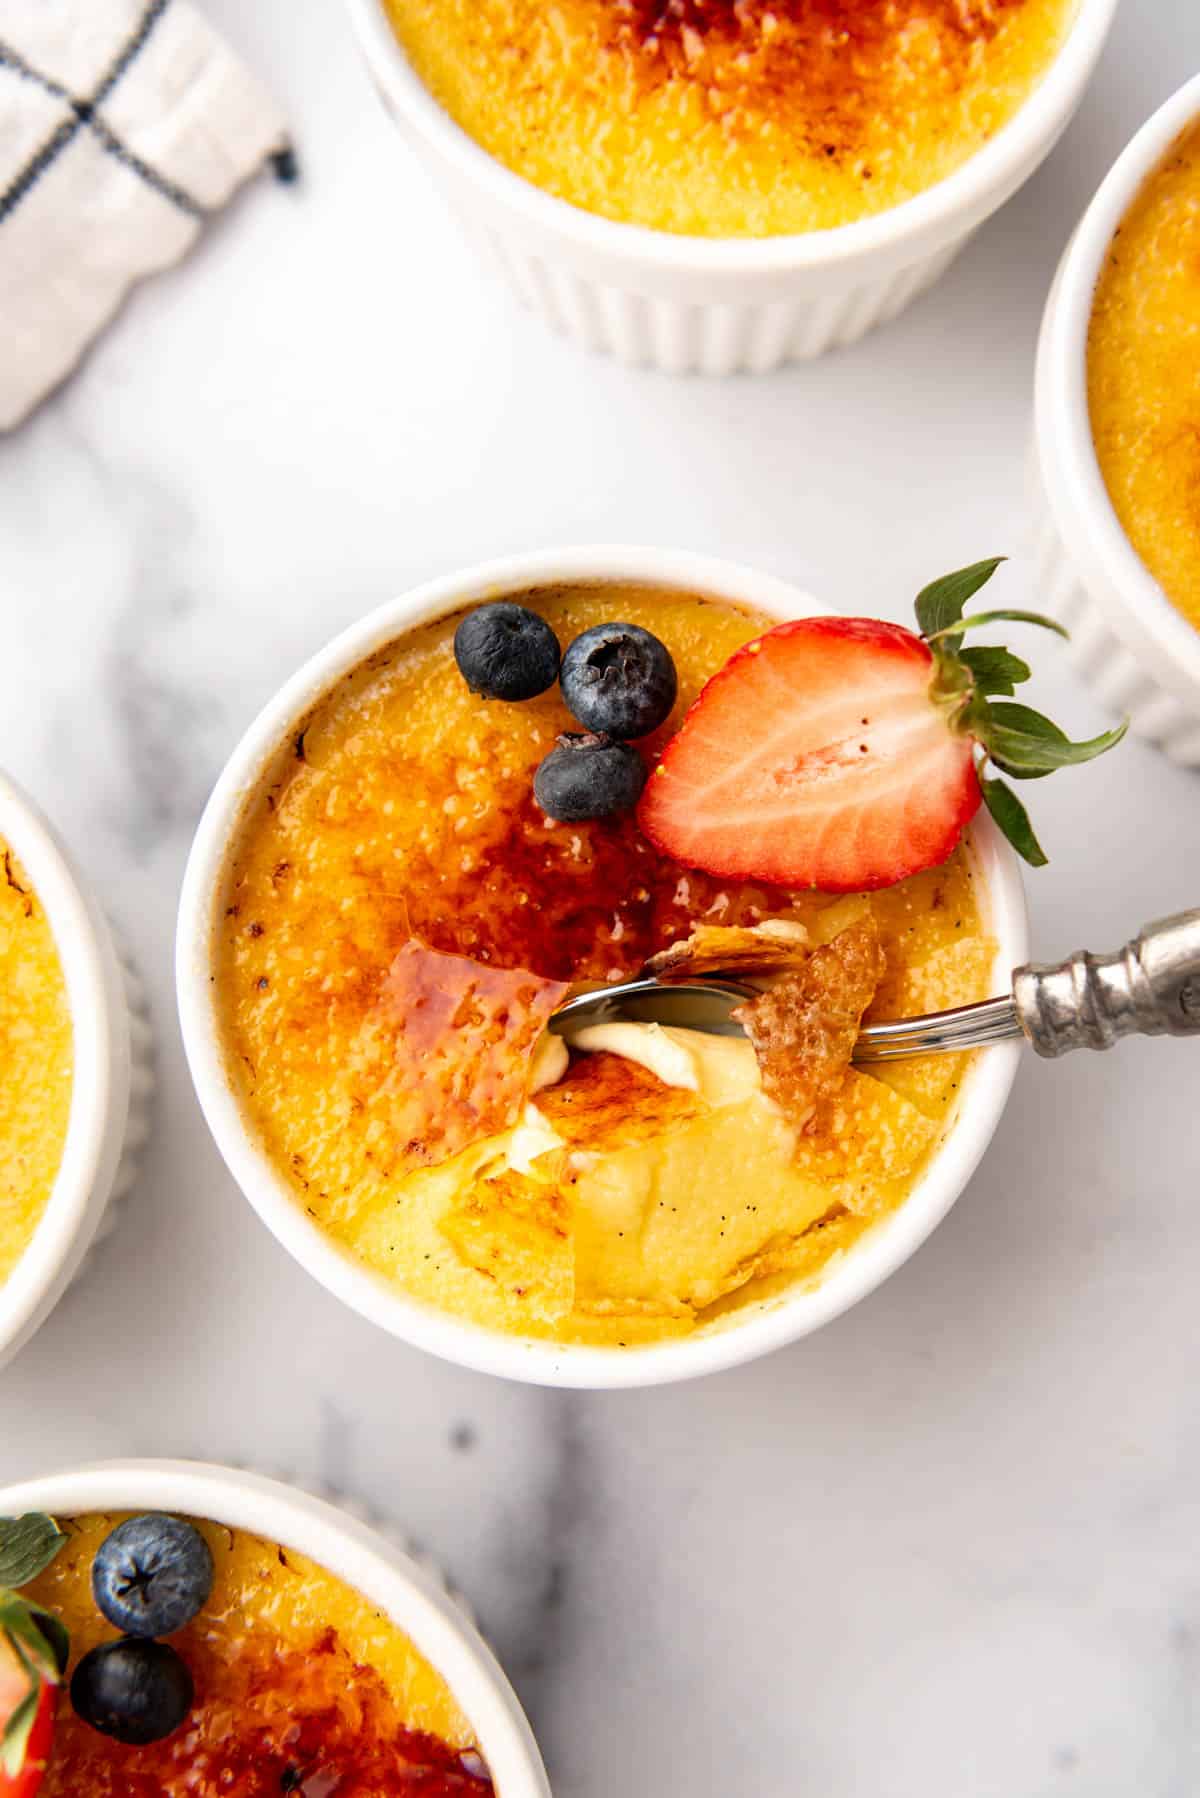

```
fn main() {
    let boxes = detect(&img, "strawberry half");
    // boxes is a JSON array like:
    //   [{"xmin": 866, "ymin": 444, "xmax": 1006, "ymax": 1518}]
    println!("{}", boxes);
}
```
[
  {"xmin": 639, "ymin": 559, "xmax": 1127, "ymax": 891},
  {"xmin": 0, "ymin": 1515, "xmax": 69, "ymax": 1798},
  {"xmin": 0, "ymin": 1642, "xmax": 55, "ymax": 1798}
]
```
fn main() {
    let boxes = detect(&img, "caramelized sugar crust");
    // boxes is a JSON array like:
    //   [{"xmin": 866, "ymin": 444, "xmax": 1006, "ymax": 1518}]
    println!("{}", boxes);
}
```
[
  {"xmin": 361, "ymin": 942, "xmax": 566, "ymax": 1175},
  {"xmin": 734, "ymin": 916, "xmax": 886, "ymax": 1132},
  {"xmin": 645, "ymin": 917, "xmax": 810, "ymax": 978},
  {"xmin": 40, "ymin": 1633, "xmax": 489, "ymax": 1797},
  {"xmin": 217, "ymin": 590, "xmax": 829, "ymax": 1190},
  {"xmin": 1088, "ymin": 118, "xmax": 1200, "ymax": 633},
  {"xmin": 538, "ymin": 1050, "xmax": 707, "ymax": 1151},
  {"xmin": 217, "ymin": 588, "xmax": 810, "ymax": 1066},
  {"xmin": 383, "ymin": 0, "xmax": 1075, "ymax": 234},
  {"xmin": 0, "ymin": 839, "xmax": 72, "ymax": 1286},
  {"xmin": 215, "ymin": 585, "xmax": 992, "ymax": 1346},
  {"xmin": 382, "ymin": 788, "xmax": 796, "ymax": 983},
  {"xmin": 28, "ymin": 1515, "xmax": 486, "ymax": 1798},
  {"xmin": 613, "ymin": 0, "xmax": 1029, "ymax": 124}
]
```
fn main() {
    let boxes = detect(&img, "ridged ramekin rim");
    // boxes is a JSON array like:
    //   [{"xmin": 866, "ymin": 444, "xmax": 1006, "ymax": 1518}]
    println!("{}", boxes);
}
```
[
  {"xmin": 344, "ymin": 0, "xmax": 1118, "ymax": 277},
  {"xmin": 1034, "ymin": 69, "xmax": 1200, "ymax": 702},
  {"xmin": 177, "ymin": 546, "xmax": 1028, "ymax": 1389},
  {"xmin": 0, "ymin": 774, "xmax": 132, "ymax": 1362},
  {"xmin": 0, "ymin": 1458, "xmax": 550, "ymax": 1798}
]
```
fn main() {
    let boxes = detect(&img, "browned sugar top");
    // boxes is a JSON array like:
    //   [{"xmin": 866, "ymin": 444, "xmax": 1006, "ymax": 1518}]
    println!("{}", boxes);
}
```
[{"xmin": 606, "ymin": 0, "xmax": 1032, "ymax": 155}]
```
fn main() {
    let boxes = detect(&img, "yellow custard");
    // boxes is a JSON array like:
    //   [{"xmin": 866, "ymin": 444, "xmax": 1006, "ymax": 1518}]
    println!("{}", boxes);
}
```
[
  {"xmin": 1088, "ymin": 118, "xmax": 1200, "ymax": 633},
  {"xmin": 0, "ymin": 838, "xmax": 72, "ymax": 1287},
  {"xmin": 382, "ymin": 0, "xmax": 1076, "ymax": 237},
  {"xmin": 214, "ymin": 586, "xmax": 994, "ymax": 1348},
  {"xmin": 27, "ymin": 1512, "xmax": 481, "ymax": 1793}
]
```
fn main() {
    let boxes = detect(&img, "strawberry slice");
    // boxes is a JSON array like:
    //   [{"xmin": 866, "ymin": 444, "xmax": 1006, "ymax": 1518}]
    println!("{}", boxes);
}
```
[
  {"xmin": 639, "ymin": 560, "xmax": 1127, "ymax": 891},
  {"xmin": 0, "ymin": 1637, "xmax": 55, "ymax": 1798},
  {"xmin": 0, "ymin": 1514, "xmax": 69, "ymax": 1798},
  {"xmin": 641, "ymin": 617, "xmax": 976, "ymax": 890}
]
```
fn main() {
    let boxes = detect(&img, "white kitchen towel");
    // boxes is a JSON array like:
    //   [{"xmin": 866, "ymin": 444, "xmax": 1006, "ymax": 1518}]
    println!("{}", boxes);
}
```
[{"xmin": 0, "ymin": 0, "xmax": 289, "ymax": 430}]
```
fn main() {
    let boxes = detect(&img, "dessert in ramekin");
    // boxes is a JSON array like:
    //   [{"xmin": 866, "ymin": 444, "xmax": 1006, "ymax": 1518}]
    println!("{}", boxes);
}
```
[
  {"xmin": 383, "ymin": 0, "xmax": 1077, "ymax": 237},
  {"xmin": 178, "ymin": 548, "xmax": 1030, "ymax": 1388},
  {"xmin": 0, "ymin": 1460, "xmax": 549, "ymax": 1796},
  {"xmin": 1033, "ymin": 72, "xmax": 1200, "ymax": 767},
  {"xmin": 0, "ymin": 774, "xmax": 152, "ymax": 1370},
  {"xmin": 346, "ymin": 0, "xmax": 1117, "ymax": 372}
]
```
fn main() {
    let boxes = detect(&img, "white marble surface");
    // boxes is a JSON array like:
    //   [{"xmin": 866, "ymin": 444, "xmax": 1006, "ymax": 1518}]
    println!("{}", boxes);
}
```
[{"xmin": 2, "ymin": 3, "xmax": 1200, "ymax": 1792}]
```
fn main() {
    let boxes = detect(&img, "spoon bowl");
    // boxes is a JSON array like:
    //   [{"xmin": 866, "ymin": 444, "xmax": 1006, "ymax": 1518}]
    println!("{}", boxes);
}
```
[
  {"xmin": 549, "ymin": 975, "xmax": 1024, "ymax": 1060},
  {"xmin": 548, "ymin": 977, "xmax": 756, "ymax": 1039},
  {"xmin": 549, "ymin": 906, "xmax": 1200, "ymax": 1065}
]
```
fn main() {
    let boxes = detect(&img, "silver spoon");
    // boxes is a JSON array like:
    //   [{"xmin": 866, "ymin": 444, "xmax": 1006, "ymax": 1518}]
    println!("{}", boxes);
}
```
[{"xmin": 548, "ymin": 908, "xmax": 1200, "ymax": 1062}]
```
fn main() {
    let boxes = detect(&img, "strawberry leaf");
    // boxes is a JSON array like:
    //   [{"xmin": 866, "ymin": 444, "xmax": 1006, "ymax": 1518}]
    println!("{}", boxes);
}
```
[
  {"xmin": 978, "ymin": 702, "xmax": 1068, "ymax": 779},
  {"xmin": 978, "ymin": 703, "xmax": 1128, "ymax": 774},
  {"xmin": 927, "ymin": 607, "xmax": 1069, "ymax": 644},
  {"xmin": 0, "ymin": 1591, "xmax": 67, "ymax": 1783},
  {"xmin": 985, "ymin": 703, "xmax": 1074, "ymax": 737},
  {"xmin": 916, "ymin": 560, "xmax": 1128, "ymax": 870},
  {"xmin": 17, "ymin": 1603, "xmax": 67, "ymax": 1680},
  {"xmin": 980, "ymin": 776, "xmax": 1049, "ymax": 868},
  {"xmin": 0, "ymin": 1535, "xmax": 68, "ymax": 1785},
  {"xmin": 960, "ymin": 646, "xmax": 1031, "ymax": 697},
  {"xmin": 915, "ymin": 557, "xmax": 1005, "ymax": 640},
  {"xmin": 0, "ymin": 1516, "xmax": 64, "ymax": 1590},
  {"xmin": 0, "ymin": 1686, "xmax": 39, "ymax": 1778},
  {"xmin": 0, "ymin": 1597, "xmax": 62, "ymax": 1686}
]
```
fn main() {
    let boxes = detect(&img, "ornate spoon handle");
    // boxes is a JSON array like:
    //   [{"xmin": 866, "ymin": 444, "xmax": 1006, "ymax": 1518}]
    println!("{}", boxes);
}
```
[{"xmin": 1013, "ymin": 908, "xmax": 1200, "ymax": 1058}]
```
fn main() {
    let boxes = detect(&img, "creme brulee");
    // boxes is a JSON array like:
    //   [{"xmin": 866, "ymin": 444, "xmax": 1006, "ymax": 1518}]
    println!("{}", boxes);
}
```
[
  {"xmin": 26, "ymin": 1513, "xmax": 488, "ymax": 1793},
  {"xmin": 214, "ymin": 587, "xmax": 994, "ymax": 1348},
  {"xmin": 1088, "ymin": 117, "xmax": 1200, "ymax": 634},
  {"xmin": 0, "ymin": 838, "xmax": 72, "ymax": 1288},
  {"xmin": 382, "ymin": 0, "xmax": 1077, "ymax": 237}
]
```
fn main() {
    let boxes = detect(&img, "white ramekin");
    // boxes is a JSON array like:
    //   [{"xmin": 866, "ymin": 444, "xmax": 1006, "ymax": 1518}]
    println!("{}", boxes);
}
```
[
  {"xmin": 1032, "ymin": 72, "xmax": 1200, "ymax": 766},
  {"xmin": 0, "ymin": 774, "xmax": 153, "ymax": 1371},
  {"xmin": 177, "ymin": 547, "xmax": 1027, "ymax": 1388},
  {"xmin": 0, "ymin": 1459, "xmax": 550, "ymax": 1798},
  {"xmin": 345, "ymin": 0, "xmax": 1118, "ymax": 374}
]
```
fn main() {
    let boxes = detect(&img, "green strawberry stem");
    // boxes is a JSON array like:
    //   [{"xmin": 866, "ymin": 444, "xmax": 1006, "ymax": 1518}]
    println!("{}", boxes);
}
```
[
  {"xmin": 917, "ymin": 559, "xmax": 1128, "ymax": 868},
  {"xmin": 0, "ymin": 1516, "xmax": 68, "ymax": 1779},
  {"xmin": 926, "ymin": 607, "xmax": 1070, "ymax": 643}
]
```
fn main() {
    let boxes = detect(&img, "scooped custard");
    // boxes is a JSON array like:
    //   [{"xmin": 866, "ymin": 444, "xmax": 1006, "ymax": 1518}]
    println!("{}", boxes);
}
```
[
  {"xmin": 0, "ymin": 838, "xmax": 72, "ymax": 1288},
  {"xmin": 25, "ymin": 1512, "xmax": 490, "ymax": 1794},
  {"xmin": 214, "ymin": 586, "xmax": 996, "ymax": 1348},
  {"xmin": 1088, "ymin": 117, "xmax": 1200, "ymax": 634},
  {"xmin": 382, "ymin": 0, "xmax": 1077, "ymax": 236}
]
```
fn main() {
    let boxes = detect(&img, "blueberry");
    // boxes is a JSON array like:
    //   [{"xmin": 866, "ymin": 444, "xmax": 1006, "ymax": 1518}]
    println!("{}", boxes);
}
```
[
  {"xmin": 454, "ymin": 603, "xmax": 561, "ymax": 701},
  {"xmin": 70, "ymin": 1638, "xmax": 193, "ymax": 1745},
  {"xmin": 533, "ymin": 733, "xmax": 647, "ymax": 822},
  {"xmin": 559, "ymin": 622, "xmax": 677, "ymax": 739},
  {"xmin": 92, "ymin": 1514, "xmax": 214, "ymax": 1637}
]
